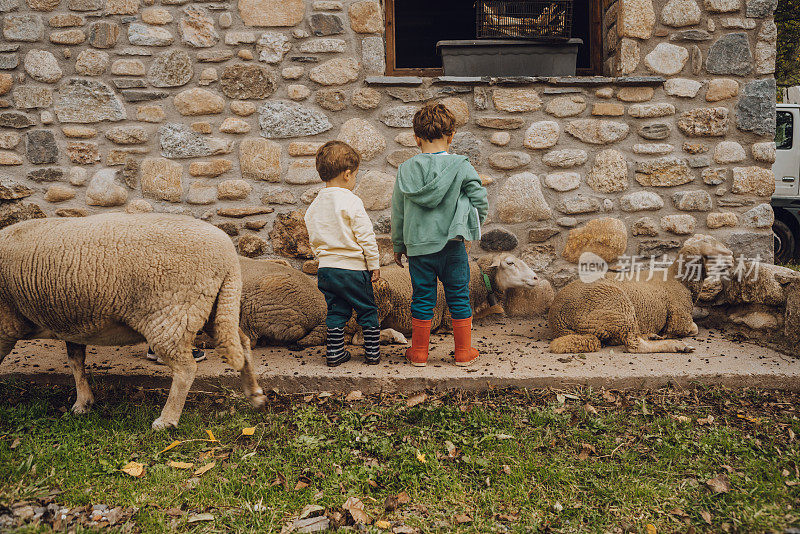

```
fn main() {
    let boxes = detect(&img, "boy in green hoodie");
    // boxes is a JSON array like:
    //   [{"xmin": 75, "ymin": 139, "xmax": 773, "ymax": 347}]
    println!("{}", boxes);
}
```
[{"xmin": 391, "ymin": 103, "xmax": 489, "ymax": 367}]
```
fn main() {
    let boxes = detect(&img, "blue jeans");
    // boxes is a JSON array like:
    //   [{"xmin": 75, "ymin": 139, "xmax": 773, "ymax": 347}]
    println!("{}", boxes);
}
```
[
  {"xmin": 317, "ymin": 267, "xmax": 379, "ymax": 330},
  {"xmin": 408, "ymin": 240, "xmax": 472, "ymax": 321}
]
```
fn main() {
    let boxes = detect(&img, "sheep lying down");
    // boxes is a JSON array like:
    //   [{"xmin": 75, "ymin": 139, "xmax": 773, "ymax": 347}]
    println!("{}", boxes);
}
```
[
  {"xmin": 239, "ymin": 253, "xmax": 540, "ymax": 348},
  {"xmin": 0, "ymin": 213, "xmax": 265, "ymax": 429},
  {"xmin": 548, "ymin": 234, "xmax": 734, "ymax": 354},
  {"xmin": 350, "ymin": 253, "xmax": 540, "ymax": 342}
]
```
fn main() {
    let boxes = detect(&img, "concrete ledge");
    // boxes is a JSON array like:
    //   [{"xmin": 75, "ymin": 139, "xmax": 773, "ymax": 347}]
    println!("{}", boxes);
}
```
[{"xmin": 1, "ymin": 319, "xmax": 798, "ymax": 395}]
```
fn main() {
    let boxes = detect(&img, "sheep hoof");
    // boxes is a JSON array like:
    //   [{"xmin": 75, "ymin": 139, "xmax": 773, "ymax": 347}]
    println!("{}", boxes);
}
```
[
  {"xmin": 248, "ymin": 393, "xmax": 267, "ymax": 409},
  {"xmin": 677, "ymin": 343, "xmax": 695, "ymax": 353},
  {"xmin": 151, "ymin": 417, "xmax": 178, "ymax": 431},
  {"xmin": 70, "ymin": 401, "xmax": 93, "ymax": 415},
  {"xmin": 647, "ymin": 334, "xmax": 664, "ymax": 340}
]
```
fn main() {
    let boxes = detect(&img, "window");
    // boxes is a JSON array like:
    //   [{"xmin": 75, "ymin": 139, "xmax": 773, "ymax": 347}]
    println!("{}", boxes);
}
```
[
  {"xmin": 776, "ymin": 110, "xmax": 793, "ymax": 150},
  {"xmin": 384, "ymin": 0, "xmax": 602, "ymax": 76}
]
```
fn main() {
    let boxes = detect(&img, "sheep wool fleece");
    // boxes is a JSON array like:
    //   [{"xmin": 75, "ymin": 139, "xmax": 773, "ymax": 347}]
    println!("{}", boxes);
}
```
[{"xmin": 0, "ymin": 212, "xmax": 265, "ymax": 429}]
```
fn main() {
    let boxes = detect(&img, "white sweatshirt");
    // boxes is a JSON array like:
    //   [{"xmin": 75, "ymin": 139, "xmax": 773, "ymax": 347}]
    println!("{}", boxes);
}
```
[{"xmin": 304, "ymin": 187, "xmax": 380, "ymax": 271}]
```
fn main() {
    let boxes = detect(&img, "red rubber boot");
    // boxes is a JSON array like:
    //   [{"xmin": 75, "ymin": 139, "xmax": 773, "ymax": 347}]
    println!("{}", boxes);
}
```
[
  {"xmin": 405, "ymin": 318, "xmax": 432, "ymax": 367},
  {"xmin": 452, "ymin": 317, "xmax": 479, "ymax": 366}
]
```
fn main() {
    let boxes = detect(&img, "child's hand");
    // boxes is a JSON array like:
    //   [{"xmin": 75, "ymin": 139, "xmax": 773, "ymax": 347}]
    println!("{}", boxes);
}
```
[
  {"xmin": 370, "ymin": 269, "xmax": 380, "ymax": 282},
  {"xmin": 394, "ymin": 252, "xmax": 406, "ymax": 268}
]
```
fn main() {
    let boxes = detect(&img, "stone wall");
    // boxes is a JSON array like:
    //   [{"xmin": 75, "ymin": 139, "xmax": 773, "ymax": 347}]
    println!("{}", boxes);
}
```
[{"xmin": 0, "ymin": 0, "xmax": 779, "ymax": 287}]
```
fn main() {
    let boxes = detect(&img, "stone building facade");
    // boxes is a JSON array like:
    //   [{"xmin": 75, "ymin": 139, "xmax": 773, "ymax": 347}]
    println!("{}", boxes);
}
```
[{"xmin": 0, "ymin": 0, "xmax": 778, "ymax": 286}]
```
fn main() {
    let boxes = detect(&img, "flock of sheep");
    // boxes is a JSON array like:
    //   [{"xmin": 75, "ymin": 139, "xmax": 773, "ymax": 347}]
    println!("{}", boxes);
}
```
[{"xmin": 0, "ymin": 213, "xmax": 733, "ymax": 428}]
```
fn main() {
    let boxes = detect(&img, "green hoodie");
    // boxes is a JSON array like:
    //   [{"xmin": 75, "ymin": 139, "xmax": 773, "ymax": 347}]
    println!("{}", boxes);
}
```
[{"xmin": 391, "ymin": 153, "xmax": 489, "ymax": 256}]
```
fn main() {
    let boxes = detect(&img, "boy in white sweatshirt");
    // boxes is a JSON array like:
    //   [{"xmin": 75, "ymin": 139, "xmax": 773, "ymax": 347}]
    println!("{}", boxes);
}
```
[{"xmin": 304, "ymin": 141, "xmax": 381, "ymax": 366}]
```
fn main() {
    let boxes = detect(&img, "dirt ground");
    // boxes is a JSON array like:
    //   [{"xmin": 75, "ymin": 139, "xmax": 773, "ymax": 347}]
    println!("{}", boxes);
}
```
[{"xmin": 1, "ymin": 317, "xmax": 798, "ymax": 394}]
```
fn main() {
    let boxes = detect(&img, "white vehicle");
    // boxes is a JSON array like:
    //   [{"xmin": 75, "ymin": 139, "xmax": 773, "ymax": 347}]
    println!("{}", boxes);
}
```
[{"xmin": 774, "ymin": 103, "xmax": 800, "ymax": 263}]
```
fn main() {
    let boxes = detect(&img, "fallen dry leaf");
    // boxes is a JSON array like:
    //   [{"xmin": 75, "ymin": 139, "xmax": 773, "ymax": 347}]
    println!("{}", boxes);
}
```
[
  {"xmin": 10, "ymin": 437, "xmax": 20, "ymax": 449},
  {"xmin": 343, "ymin": 496, "xmax": 370, "ymax": 525},
  {"xmin": 584, "ymin": 403, "xmax": 598, "ymax": 415},
  {"xmin": 646, "ymin": 524, "xmax": 656, "ymax": 534},
  {"xmin": 294, "ymin": 475, "xmax": 312, "ymax": 490},
  {"xmin": 345, "ymin": 390, "xmax": 363, "ymax": 402},
  {"xmin": 700, "ymin": 510, "xmax": 712, "ymax": 524},
  {"xmin": 187, "ymin": 512, "xmax": 214, "ymax": 523},
  {"xmin": 393, "ymin": 526, "xmax": 415, "ymax": 534},
  {"xmin": 454, "ymin": 514, "xmax": 472, "ymax": 524},
  {"xmin": 375, "ymin": 520, "xmax": 391, "ymax": 529},
  {"xmin": 577, "ymin": 443, "xmax": 596, "ymax": 461},
  {"xmin": 668, "ymin": 508, "xmax": 688, "ymax": 518},
  {"xmin": 396, "ymin": 491, "xmax": 411, "ymax": 504},
  {"xmin": 120, "ymin": 461, "xmax": 145, "ymax": 478},
  {"xmin": 601, "ymin": 389, "xmax": 616, "ymax": 403},
  {"xmin": 242, "ymin": 427, "xmax": 256, "ymax": 436},
  {"xmin": 406, "ymin": 393, "xmax": 427, "ymax": 407},
  {"xmin": 705, "ymin": 474, "xmax": 731, "ymax": 494},
  {"xmin": 159, "ymin": 440, "xmax": 182, "ymax": 454},
  {"xmin": 674, "ymin": 415, "xmax": 691, "ymax": 423},
  {"xmin": 318, "ymin": 391, "xmax": 333, "ymax": 399},
  {"xmin": 168, "ymin": 461, "xmax": 194, "ymax": 470},
  {"xmin": 194, "ymin": 461, "xmax": 216, "ymax": 476},
  {"xmin": 697, "ymin": 415, "xmax": 715, "ymax": 426},
  {"xmin": 367, "ymin": 479, "xmax": 378, "ymax": 488},
  {"xmin": 415, "ymin": 452, "xmax": 426, "ymax": 464},
  {"xmin": 299, "ymin": 504, "xmax": 324, "ymax": 519},
  {"xmin": 205, "ymin": 430, "xmax": 217, "ymax": 442},
  {"xmin": 445, "ymin": 441, "xmax": 458, "ymax": 458},
  {"xmin": 786, "ymin": 480, "xmax": 800, "ymax": 486}
]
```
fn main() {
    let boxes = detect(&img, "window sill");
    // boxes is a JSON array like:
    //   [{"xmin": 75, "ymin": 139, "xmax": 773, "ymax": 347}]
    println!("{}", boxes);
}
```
[{"xmin": 365, "ymin": 75, "xmax": 666, "ymax": 87}]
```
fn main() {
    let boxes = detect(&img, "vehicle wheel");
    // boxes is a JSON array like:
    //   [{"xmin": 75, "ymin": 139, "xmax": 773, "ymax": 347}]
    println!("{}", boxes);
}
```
[{"xmin": 774, "ymin": 218, "xmax": 797, "ymax": 264}]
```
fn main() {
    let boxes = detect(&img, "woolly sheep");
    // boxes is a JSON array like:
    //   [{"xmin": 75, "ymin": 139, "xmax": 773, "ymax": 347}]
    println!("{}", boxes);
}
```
[
  {"xmin": 0, "ymin": 213, "xmax": 265, "ymax": 429},
  {"xmin": 239, "ymin": 257, "xmax": 327, "ymax": 347},
  {"xmin": 354, "ymin": 253, "xmax": 540, "ymax": 338},
  {"xmin": 548, "ymin": 234, "xmax": 733, "ymax": 354}
]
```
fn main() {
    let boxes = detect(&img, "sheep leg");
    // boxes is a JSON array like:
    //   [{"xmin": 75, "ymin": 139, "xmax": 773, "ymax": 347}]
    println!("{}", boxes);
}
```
[
  {"xmin": 66, "ymin": 342, "xmax": 94, "ymax": 414},
  {"xmin": 380, "ymin": 328, "xmax": 408, "ymax": 345},
  {"xmin": 624, "ymin": 335, "xmax": 695, "ymax": 354},
  {"xmin": 152, "ymin": 348, "xmax": 196, "ymax": 430},
  {"xmin": 0, "ymin": 339, "xmax": 16, "ymax": 365},
  {"xmin": 238, "ymin": 329, "xmax": 266, "ymax": 409},
  {"xmin": 296, "ymin": 324, "xmax": 326, "ymax": 347},
  {"xmin": 550, "ymin": 334, "xmax": 602, "ymax": 354}
]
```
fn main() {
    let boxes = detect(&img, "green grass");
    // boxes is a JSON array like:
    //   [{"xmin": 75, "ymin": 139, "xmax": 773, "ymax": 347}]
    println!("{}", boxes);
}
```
[{"xmin": 1, "ymin": 383, "xmax": 799, "ymax": 533}]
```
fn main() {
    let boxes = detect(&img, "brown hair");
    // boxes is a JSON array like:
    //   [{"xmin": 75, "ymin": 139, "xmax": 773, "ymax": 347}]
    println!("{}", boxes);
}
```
[
  {"xmin": 315, "ymin": 140, "xmax": 361, "ymax": 181},
  {"xmin": 413, "ymin": 103, "xmax": 456, "ymax": 142}
]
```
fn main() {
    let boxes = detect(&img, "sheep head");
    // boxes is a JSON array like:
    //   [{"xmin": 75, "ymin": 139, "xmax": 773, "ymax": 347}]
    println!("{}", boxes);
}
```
[
  {"xmin": 489, "ymin": 253, "xmax": 539, "ymax": 293},
  {"xmin": 675, "ymin": 234, "xmax": 734, "ymax": 300}
]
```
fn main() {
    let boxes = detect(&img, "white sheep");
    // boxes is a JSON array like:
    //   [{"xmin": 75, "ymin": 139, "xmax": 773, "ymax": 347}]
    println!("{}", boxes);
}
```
[
  {"xmin": 548, "ymin": 234, "xmax": 733, "ymax": 354},
  {"xmin": 239, "ymin": 257, "xmax": 327, "ymax": 347},
  {"xmin": 0, "ymin": 213, "xmax": 265, "ymax": 429},
  {"xmin": 354, "ymin": 253, "xmax": 540, "ymax": 339}
]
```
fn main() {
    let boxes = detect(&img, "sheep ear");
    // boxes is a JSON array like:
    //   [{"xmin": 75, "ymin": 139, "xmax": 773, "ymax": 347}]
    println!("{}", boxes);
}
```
[{"xmin": 490, "ymin": 256, "xmax": 502, "ymax": 268}]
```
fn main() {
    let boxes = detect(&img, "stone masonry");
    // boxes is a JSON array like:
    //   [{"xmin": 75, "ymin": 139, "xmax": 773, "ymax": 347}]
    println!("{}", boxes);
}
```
[{"xmin": 0, "ymin": 0, "xmax": 778, "ymax": 288}]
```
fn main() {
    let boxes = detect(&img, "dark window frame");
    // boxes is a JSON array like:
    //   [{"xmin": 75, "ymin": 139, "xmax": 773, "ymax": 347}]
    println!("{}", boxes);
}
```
[{"xmin": 383, "ymin": 0, "xmax": 603, "ymax": 76}]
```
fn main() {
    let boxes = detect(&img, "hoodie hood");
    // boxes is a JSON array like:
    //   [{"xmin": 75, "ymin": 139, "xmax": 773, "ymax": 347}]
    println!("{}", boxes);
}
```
[{"xmin": 397, "ymin": 153, "xmax": 470, "ymax": 209}]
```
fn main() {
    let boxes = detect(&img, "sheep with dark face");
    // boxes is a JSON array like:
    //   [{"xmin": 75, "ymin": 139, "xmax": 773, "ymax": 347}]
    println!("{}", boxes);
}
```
[
  {"xmin": 548, "ymin": 234, "xmax": 734, "ymax": 354},
  {"xmin": 0, "ymin": 213, "xmax": 264, "ymax": 430}
]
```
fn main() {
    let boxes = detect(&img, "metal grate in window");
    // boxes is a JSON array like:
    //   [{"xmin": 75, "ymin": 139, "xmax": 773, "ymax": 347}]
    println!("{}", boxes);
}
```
[{"xmin": 476, "ymin": 0, "xmax": 573, "ymax": 39}]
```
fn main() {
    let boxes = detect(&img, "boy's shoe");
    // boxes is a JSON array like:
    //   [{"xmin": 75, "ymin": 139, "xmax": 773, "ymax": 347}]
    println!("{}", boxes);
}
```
[
  {"xmin": 326, "ymin": 326, "xmax": 350, "ymax": 367},
  {"xmin": 327, "ymin": 350, "xmax": 351, "ymax": 367},
  {"xmin": 363, "ymin": 328, "xmax": 381, "ymax": 365},
  {"xmin": 405, "ymin": 318, "xmax": 432, "ymax": 367},
  {"xmin": 452, "ymin": 317, "xmax": 479, "ymax": 366},
  {"xmin": 146, "ymin": 347, "xmax": 207, "ymax": 364}
]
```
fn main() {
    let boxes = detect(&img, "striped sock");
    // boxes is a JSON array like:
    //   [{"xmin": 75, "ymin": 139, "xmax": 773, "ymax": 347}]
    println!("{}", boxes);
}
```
[
  {"xmin": 326, "ymin": 327, "xmax": 350, "ymax": 367},
  {"xmin": 363, "ymin": 328, "xmax": 380, "ymax": 364}
]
